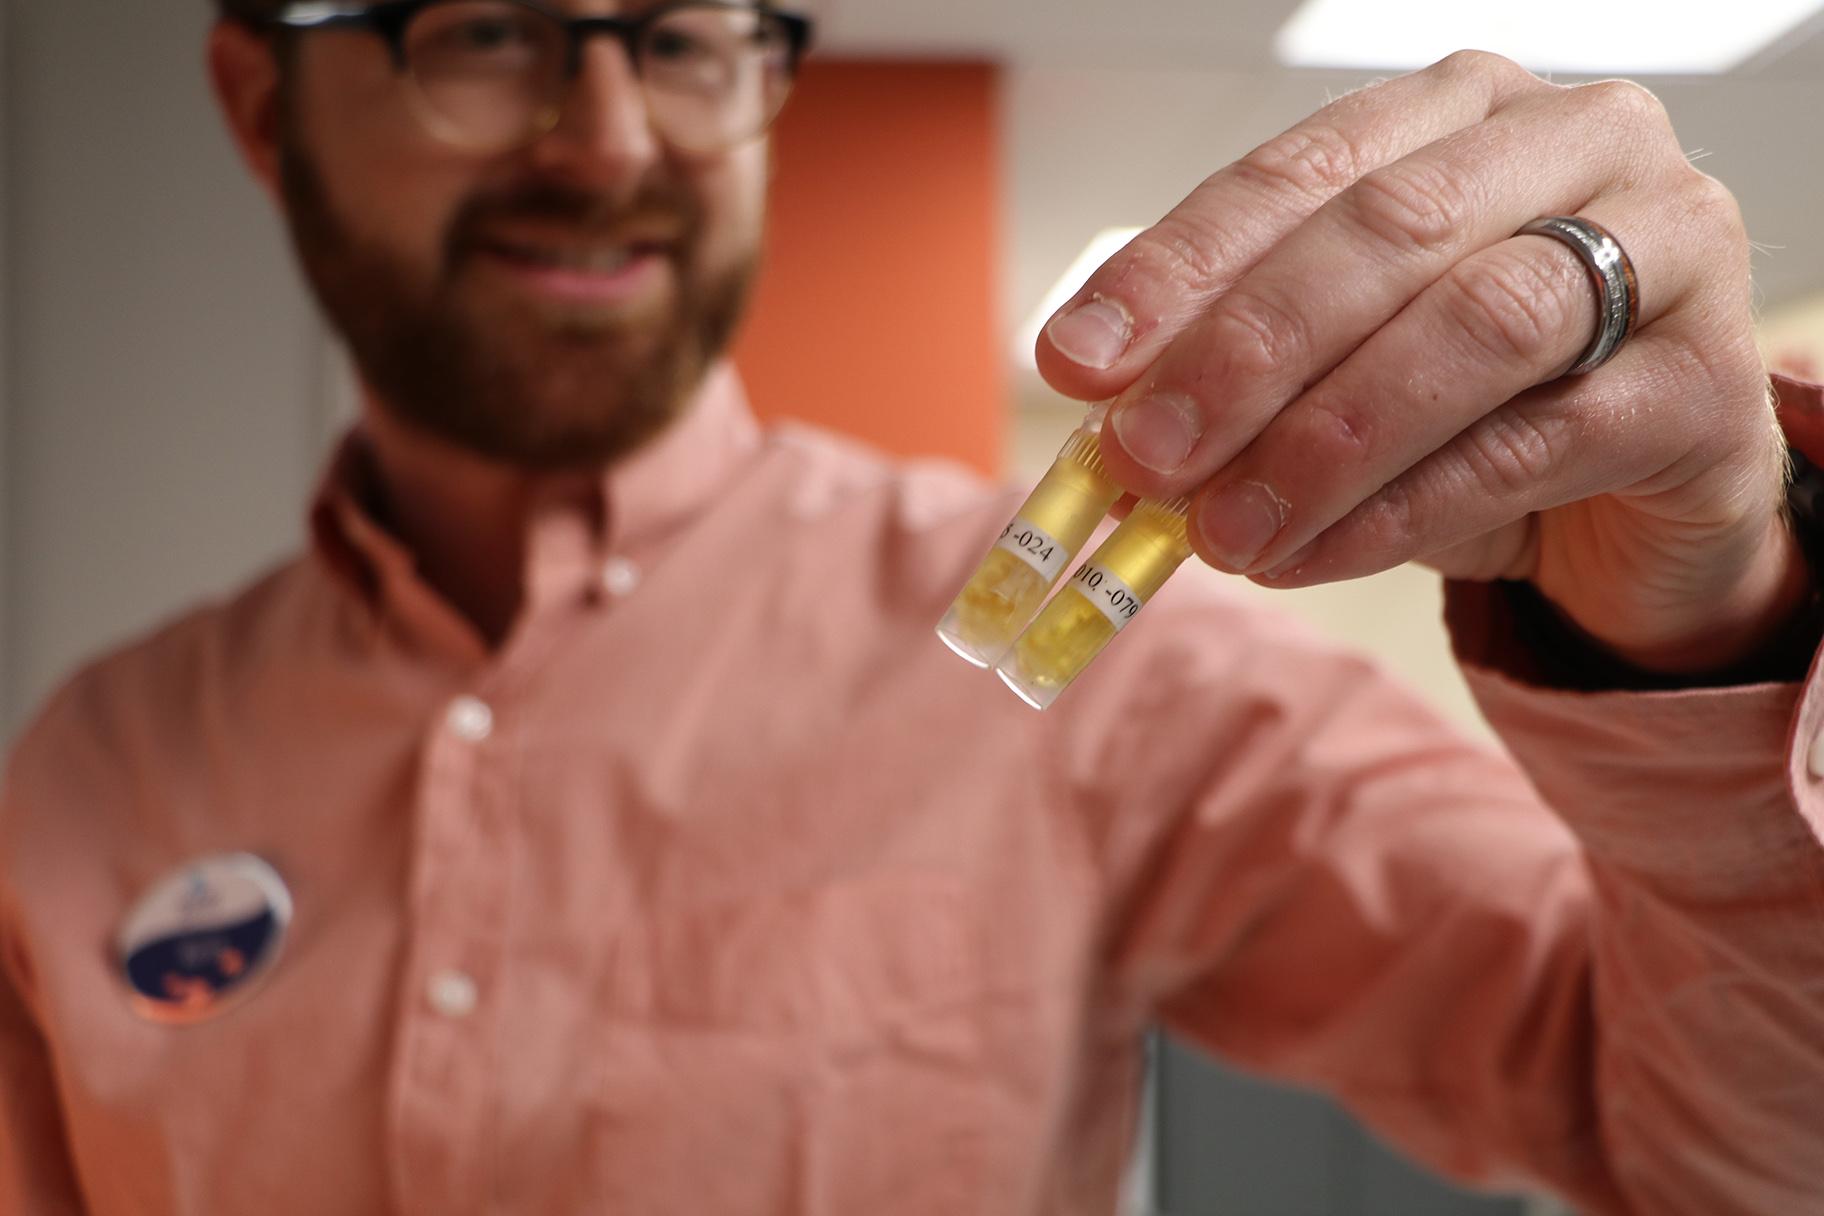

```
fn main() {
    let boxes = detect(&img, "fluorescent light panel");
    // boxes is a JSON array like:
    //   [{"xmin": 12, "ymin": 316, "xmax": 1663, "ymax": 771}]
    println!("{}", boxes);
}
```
[
  {"xmin": 1275, "ymin": 0, "xmax": 1824, "ymax": 74},
  {"xmin": 1017, "ymin": 227, "xmax": 1145, "ymax": 369}
]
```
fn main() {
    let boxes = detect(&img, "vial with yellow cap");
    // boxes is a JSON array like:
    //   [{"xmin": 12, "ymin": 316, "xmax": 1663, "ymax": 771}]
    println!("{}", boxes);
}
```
[
  {"xmin": 935, "ymin": 405, "xmax": 1122, "ymax": 667},
  {"xmin": 995, "ymin": 496, "xmax": 1194, "ymax": 709}
]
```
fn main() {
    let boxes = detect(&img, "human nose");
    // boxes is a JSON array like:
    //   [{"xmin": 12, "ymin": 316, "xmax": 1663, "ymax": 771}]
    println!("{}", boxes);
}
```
[{"xmin": 526, "ymin": 37, "xmax": 662, "ymax": 186}]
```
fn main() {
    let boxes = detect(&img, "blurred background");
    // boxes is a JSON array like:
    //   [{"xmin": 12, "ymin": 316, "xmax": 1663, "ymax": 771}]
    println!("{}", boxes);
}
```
[{"xmin": 6, "ymin": 0, "xmax": 1824, "ymax": 1211}]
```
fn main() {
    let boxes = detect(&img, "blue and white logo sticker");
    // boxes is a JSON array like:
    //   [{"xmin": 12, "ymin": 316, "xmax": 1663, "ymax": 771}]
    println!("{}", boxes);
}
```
[{"xmin": 114, "ymin": 854, "xmax": 292, "ymax": 1025}]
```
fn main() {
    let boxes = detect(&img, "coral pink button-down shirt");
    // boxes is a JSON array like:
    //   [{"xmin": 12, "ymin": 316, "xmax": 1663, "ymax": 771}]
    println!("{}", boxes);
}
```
[{"xmin": 5, "ymin": 365, "xmax": 1824, "ymax": 1215}]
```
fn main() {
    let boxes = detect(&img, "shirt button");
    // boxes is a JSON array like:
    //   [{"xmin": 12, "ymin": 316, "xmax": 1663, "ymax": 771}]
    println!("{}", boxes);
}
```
[
  {"xmin": 1808, "ymin": 728, "xmax": 1824, "ymax": 780},
  {"xmin": 446, "ymin": 695, "xmax": 493, "ymax": 742},
  {"xmin": 600, "ymin": 557, "xmax": 641, "ymax": 598},
  {"xmin": 427, "ymin": 969, "xmax": 479, "ymax": 1019}
]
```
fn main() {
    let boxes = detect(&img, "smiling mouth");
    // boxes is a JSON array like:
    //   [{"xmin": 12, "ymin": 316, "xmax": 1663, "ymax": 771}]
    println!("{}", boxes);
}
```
[
  {"xmin": 465, "ymin": 231, "xmax": 683, "ymax": 315},
  {"xmin": 479, "ymin": 238, "xmax": 671, "ymax": 273}
]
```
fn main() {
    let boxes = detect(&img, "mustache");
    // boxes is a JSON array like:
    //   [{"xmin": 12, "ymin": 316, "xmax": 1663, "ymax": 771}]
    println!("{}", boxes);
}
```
[{"xmin": 446, "ymin": 178, "xmax": 703, "ymax": 253}]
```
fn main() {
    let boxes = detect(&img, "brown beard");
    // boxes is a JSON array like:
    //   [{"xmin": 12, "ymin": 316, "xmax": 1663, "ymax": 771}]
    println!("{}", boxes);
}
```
[{"xmin": 276, "ymin": 134, "xmax": 759, "ymax": 471}]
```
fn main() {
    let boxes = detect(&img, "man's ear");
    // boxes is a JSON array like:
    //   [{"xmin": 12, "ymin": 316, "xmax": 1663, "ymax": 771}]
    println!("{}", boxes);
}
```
[{"xmin": 206, "ymin": 19, "xmax": 286, "ymax": 202}]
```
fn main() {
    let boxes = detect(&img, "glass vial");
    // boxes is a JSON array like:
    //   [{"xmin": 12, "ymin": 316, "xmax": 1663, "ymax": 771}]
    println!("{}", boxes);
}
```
[
  {"xmin": 935, "ymin": 406, "xmax": 1121, "ymax": 668},
  {"xmin": 996, "ymin": 496, "xmax": 1193, "ymax": 709}
]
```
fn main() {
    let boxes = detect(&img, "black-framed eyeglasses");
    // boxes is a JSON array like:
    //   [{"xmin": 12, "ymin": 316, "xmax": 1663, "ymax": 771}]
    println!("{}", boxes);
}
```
[{"xmin": 268, "ymin": 0, "xmax": 814, "ymax": 156}]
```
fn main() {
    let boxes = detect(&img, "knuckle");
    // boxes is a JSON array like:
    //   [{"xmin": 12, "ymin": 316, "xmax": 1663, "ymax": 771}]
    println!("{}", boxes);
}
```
[
  {"xmin": 1294, "ymin": 397, "xmax": 1377, "ymax": 473},
  {"xmin": 1667, "ymin": 174, "xmax": 1754, "ymax": 309},
  {"xmin": 1354, "ymin": 473, "xmax": 1423, "ymax": 558},
  {"xmin": 1236, "ymin": 121, "xmax": 1366, "ymax": 200},
  {"xmin": 1207, "ymin": 288, "xmax": 1309, "ymax": 380},
  {"xmin": 1685, "ymin": 170, "xmax": 1748, "ymax": 242},
  {"xmin": 1347, "ymin": 159, "xmax": 1476, "ymax": 256},
  {"xmin": 1454, "ymin": 405, "xmax": 1565, "ymax": 497},
  {"xmin": 1127, "ymin": 213, "xmax": 1236, "ymax": 293},
  {"xmin": 1574, "ymin": 78, "xmax": 1671, "ymax": 133},
  {"xmin": 1445, "ymin": 248, "xmax": 1580, "ymax": 367},
  {"xmin": 1431, "ymin": 48, "xmax": 1536, "ymax": 90}
]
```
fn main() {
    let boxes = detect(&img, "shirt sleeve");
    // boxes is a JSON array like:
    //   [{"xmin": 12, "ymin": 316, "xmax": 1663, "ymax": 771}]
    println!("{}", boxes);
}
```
[
  {"xmin": 0, "ymin": 913, "xmax": 87, "ymax": 1213},
  {"xmin": 1087, "ymin": 572, "xmax": 1824, "ymax": 1216}
]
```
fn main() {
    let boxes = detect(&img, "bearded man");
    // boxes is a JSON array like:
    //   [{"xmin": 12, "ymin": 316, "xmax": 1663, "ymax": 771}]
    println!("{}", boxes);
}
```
[{"xmin": 3, "ymin": 4, "xmax": 1823, "ymax": 1214}]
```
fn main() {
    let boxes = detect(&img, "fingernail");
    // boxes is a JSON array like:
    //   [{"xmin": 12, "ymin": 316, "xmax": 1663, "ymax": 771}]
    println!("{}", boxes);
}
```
[
  {"xmin": 1046, "ymin": 296, "xmax": 1133, "ymax": 371},
  {"xmin": 1112, "ymin": 392, "xmax": 1202, "ymax": 475},
  {"xmin": 1198, "ymin": 481, "xmax": 1289, "ymax": 572}
]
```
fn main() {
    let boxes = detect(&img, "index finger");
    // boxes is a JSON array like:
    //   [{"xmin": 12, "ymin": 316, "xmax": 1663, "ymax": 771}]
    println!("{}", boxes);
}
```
[{"xmin": 1036, "ymin": 50, "xmax": 1547, "ymax": 401}]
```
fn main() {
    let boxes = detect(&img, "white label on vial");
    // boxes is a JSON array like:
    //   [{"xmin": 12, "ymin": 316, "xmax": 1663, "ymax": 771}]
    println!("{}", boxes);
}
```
[
  {"xmin": 995, "ymin": 516, "xmax": 1069, "ymax": 583},
  {"xmin": 1070, "ymin": 563, "xmax": 1146, "ymax": 632}
]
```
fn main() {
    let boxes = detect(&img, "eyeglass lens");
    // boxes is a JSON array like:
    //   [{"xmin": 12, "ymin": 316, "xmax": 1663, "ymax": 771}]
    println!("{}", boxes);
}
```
[{"xmin": 399, "ymin": 1, "xmax": 798, "ymax": 153}]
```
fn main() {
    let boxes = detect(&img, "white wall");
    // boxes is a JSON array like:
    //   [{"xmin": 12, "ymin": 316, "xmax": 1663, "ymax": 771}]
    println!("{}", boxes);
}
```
[
  {"xmin": 3, "ymin": 0, "xmax": 330, "ymax": 736},
  {"xmin": 3, "ymin": 0, "xmax": 15, "ymax": 737}
]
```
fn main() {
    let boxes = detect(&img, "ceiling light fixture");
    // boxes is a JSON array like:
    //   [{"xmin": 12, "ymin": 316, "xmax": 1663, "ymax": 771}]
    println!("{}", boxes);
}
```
[{"xmin": 1274, "ymin": 0, "xmax": 1824, "ymax": 75}]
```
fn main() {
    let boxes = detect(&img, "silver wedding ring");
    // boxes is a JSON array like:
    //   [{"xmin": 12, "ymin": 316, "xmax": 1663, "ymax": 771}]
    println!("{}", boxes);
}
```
[{"xmin": 1515, "ymin": 215, "xmax": 1640, "ymax": 376}]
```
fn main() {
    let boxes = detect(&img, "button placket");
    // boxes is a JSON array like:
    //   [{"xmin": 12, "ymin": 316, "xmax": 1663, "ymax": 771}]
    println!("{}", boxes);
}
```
[{"xmin": 388, "ymin": 690, "xmax": 516, "ymax": 1216}]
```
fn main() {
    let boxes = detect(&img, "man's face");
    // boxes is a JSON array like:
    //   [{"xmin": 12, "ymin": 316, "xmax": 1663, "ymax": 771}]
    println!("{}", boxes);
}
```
[{"xmin": 274, "ymin": 5, "xmax": 770, "ymax": 468}]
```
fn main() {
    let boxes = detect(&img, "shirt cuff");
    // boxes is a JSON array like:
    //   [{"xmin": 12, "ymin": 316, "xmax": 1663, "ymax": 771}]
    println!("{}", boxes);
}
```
[{"xmin": 1445, "ymin": 578, "xmax": 1824, "ymax": 895}]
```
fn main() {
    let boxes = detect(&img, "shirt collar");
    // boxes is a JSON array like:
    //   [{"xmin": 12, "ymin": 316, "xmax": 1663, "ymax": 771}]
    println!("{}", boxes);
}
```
[
  {"xmin": 602, "ymin": 360, "xmax": 761, "ymax": 552},
  {"xmin": 309, "ymin": 361, "xmax": 762, "ymax": 631}
]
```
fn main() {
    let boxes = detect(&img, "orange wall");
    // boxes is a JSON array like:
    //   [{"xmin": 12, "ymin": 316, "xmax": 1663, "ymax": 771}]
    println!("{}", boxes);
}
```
[{"xmin": 733, "ymin": 61, "xmax": 1005, "ymax": 476}]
